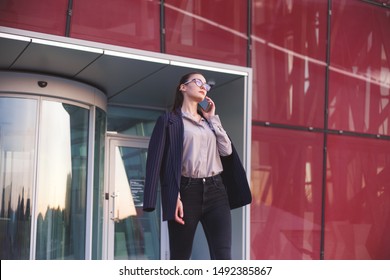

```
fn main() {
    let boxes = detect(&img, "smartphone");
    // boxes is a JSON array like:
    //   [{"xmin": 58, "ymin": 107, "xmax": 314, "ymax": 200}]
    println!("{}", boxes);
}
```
[{"xmin": 198, "ymin": 98, "xmax": 211, "ymax": 112}]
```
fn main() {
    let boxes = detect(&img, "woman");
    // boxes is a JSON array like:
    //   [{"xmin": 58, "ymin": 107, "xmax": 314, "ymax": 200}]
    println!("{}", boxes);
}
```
[{"xmin": 143, "ymin": 72, "xmax": 251, "ymax": 260}]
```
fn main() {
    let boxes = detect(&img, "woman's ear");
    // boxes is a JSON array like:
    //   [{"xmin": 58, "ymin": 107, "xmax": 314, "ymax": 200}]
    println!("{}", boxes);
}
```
[{"xmin": 180, "ymin": 84, "xmax": 185, "ymax": 91}]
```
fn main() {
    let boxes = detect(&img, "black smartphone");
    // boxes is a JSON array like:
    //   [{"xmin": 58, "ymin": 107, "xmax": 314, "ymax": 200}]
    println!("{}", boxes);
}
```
[{"xmin": 198, "ymin": 98, "xmax": 211, "ymax": 112}]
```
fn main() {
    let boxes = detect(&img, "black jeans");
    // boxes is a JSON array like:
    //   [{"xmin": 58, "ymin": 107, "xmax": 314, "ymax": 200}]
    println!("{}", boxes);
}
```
[{"xmin": 168, "ymin": 174, "xmax": 232, "ymax": 260}]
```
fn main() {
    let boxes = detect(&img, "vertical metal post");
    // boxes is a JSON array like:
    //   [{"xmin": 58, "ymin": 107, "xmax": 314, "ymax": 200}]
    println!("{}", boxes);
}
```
[
  {"xmin": 320, "ymin": 0, "xmax": 333, "ymax": 260},
  {"xmin": 247, "ymin": 0, "xmax": 252, "ymax": 67},
  {"xmin": 85, "ymin": 106, "xmax": 96, "ymax": 260},
  {"xmin": 160, "ymin": 0, "xmax": 166, "ymax": 53},
  {"xmin": 65, "ymin": 0, "xmax": 73, "ymax": 37}
]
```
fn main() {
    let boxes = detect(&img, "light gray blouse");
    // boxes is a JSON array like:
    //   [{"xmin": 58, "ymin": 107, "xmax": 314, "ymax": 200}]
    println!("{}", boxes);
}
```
[{"xmin": 181, "ymin": 111, "xmax": 232, "ymax": 178}]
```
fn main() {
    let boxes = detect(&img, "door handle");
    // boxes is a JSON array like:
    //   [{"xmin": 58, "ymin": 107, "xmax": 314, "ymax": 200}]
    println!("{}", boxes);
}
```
[{"xmin": 110, "ymin": 192, "xmax": 120, "ymax": 223}]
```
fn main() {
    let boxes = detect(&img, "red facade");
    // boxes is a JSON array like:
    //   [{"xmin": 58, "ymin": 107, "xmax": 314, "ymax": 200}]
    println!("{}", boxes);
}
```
[
  {"xmin": 1, "ymin": 0, "xmax": 389, "ymax": 259},
  {"xmin": 70, "ymin": 0, "xmax": 161, "ymax": 51}
]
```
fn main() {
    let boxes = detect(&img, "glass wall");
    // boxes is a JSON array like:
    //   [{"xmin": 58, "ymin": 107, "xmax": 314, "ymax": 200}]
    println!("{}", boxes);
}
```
[
  {"xmin": 325, "ymin": 135, "xmax": 390, "ymax": 259},
  {"xmin": 35, "ymin": 101, "xmax": 89, "ymax": 260},
  {"xmin": 325, "ymin": 0, "xmax": 390, "ymax": 260},
  {"xmin": 1, "ymin": 0, "xmax": 389, "ymax": 260},
  {"xmin": 107, "ymin": 105, "xmax": 164, "ymax": 137},
  {"xmin": 0, "ymin": 87, "xmax": 106, "ymax": 260},
  {"xmin": 70, "ymin": 0, "xmax": 161, "ymax": 51},
  {"xmin": 0, "ymin": 0, "xmax": 68, "ymax": 35},
  {"xmin": 328, "ymin": 0, "xmax": 390, "ymax": 136},
  {"xmin": 1, "ymin": 0, "xmax": 247, "ymax": 65},
  {"xmin": 251, "ymin": 126, "xmax": 323, "ymax": 259},
  {"xmin": 251, "ymin": 0, "xmax": 328, "ymax": 259},
  {"xmin": 251, "ymin": 0, "xmax": 328, "ymax": 127},
  {"xmin": 165, "ymin": 0, "xmax": 248, "ymax": 66},
  {"xmin": 251, "ymin": 0, "xmax": 390, "ymax": 260},
  {"xmin": 0, "ymin": 97, "xmax": 37, "ymax": 259}
]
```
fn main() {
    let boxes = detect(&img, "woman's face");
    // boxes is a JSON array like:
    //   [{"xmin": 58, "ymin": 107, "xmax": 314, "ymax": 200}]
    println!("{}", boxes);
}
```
[{"xmin": 181, "ymin": 74, "xmax": 208, "ymax": 103}]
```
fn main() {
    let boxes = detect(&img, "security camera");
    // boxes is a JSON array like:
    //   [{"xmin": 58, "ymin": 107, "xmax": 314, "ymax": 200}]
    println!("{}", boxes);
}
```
[{"xmin": 38, "ymin": 81, "xmax": 48, "ymax": 88}]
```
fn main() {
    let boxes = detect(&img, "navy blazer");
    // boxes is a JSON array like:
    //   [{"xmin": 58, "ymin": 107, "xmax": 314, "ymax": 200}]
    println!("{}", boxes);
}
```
[{"xmin": 143, "ymin": 110, "xmax": 252, "ymax": 221}]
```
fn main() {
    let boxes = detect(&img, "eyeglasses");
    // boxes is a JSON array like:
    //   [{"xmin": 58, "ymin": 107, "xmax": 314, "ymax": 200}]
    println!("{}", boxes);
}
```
[{"xmin": 183, "ymin": 78, "xmax": 211, "ymax": 92}]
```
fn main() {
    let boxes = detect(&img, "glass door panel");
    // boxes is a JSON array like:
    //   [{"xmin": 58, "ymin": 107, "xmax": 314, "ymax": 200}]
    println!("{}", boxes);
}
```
[
  {"xmin": 35, "ymin": 101, "xmax": 89, "ymax": 260},
  {"xmin": 0, "ymin": 97, "xmax": 37, "ymax": 259},
  {"xmin": 107, "ymin": 139, "xmax": 160, "ymax": 260}
]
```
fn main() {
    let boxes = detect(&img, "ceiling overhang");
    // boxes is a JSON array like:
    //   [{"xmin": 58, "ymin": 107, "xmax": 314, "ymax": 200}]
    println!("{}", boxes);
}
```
[{"xmin": 0, "ymin": 26, "xmax": 250, "ymax": 110}]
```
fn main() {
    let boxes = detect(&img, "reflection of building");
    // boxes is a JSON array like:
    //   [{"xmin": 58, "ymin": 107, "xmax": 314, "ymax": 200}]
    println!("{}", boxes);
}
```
[
  {"xmin": 1, "ymin": 1, "xmax": 390, "ymax": 260},
  {"xmin": 0, "ymin": 185, "xmax": 30, "ymax": 259}
]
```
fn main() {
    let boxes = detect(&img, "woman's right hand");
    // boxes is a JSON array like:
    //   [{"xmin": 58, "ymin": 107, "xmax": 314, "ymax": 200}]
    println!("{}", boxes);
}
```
[{"xmin": 175, "ymin": 197, "xmax": 185, "ymax": 225}]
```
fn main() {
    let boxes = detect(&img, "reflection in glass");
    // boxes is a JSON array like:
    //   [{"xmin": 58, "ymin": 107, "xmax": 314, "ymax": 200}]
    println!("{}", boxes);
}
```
[
  {"xmin": 35, "ymin": 101, "xmax": 89, "ymax": 260},
  {"xmin": 0, "ymin": 97, "xmax": 37, "ymax": 259},
  {"xmin": 114, "ymin": 146, "xmax": 160, "ymax": 260},
  {"xmin": 251, "ymin": 126, "xmax": 323, "ymax": 259},
  {"xmin": 165, "ymin": 0, "xmax": 248, "ymax": 65},
  {"xmin": 328, "ymin": 0, "xmax": 390, "ymax": 136},
  {"xmin": 326, "ymin": 135, "xmax": 390, "ymax": 259},
  {"xmin": 107, "ymin": 106, "xmax": 163, "ymax": 137},
  {"xmin": 0, "ymin": 0, "xmax": 68, "ymax": 35},
  {"xmin": 251, "ymin": 0, "xmax": 327, "ymax": 127},
  {"xmin": 92, "ymin": 108, "xmax": 106, "ymax": 259},
  {"xmin": 70, "ymin": 0, "xmax": 160, "ymax": 51}
]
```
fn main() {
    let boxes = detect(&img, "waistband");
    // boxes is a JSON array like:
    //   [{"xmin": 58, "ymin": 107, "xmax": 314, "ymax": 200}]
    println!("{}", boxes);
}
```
[{"xmin": 181, "ymin": 174, "xmax": 221, "ymax": 185}]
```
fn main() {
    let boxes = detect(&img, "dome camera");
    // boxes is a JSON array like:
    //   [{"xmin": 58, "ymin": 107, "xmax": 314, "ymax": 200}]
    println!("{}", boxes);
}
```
[{"xmin": 38, "ymin": 81, "xmax": 48, "ymax": 88}]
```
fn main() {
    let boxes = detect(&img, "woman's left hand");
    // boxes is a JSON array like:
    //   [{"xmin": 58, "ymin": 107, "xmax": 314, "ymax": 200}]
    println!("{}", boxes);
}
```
[{"xmin": 174, "ymin": 197, "xmax": 185, "ymax": 225}]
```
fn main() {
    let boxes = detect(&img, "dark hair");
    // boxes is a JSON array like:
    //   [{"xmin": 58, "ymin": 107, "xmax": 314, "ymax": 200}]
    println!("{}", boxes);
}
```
[{"xmin": 171, "ymin": 72, "xmax": 203, "ymax": 113}]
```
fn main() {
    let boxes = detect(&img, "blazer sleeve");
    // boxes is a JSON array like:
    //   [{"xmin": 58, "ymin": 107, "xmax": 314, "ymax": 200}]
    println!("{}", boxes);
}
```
[{"xmin": 143, "ymin": 114, "xmax": 167, "ymax": 212}]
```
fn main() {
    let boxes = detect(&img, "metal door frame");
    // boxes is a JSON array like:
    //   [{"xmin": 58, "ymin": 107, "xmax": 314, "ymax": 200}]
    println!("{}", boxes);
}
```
[{"xmin": 102, "ymin": 134, "xmax": 168, "ymax": 260}]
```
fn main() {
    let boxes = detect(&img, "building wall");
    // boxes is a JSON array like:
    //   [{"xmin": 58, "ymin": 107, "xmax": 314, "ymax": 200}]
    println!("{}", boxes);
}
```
[{"xmin": 1, "ymin": 0, "xmax": 389, "ymax": 259}]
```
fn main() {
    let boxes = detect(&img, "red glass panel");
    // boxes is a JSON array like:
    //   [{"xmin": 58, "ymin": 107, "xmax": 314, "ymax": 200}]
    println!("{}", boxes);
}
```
[
  {"xmin": 251, "ymin": 126, "xmax": 323, "ymax": 259},
  {"xmin": 329, "ymin": 0, "xmax": 390, "ymax": 135},
  {"xmin": 251, "ymin": 0, "xmax": 328, "ymax": 127},
  {"xmin": 70, "ymin": 0, "xmax": 160, "ymax": 52},
  {"xmin": 0, "ymin": 0, "xmax": 68, "ymax": 35},
  {"xmin": 165, "ymin": 0, "xmax": 247, "ymax": 66},
  {"xmin": 325, "ymin": 135, "xmax": 390, "ymax": 259},
  {"xmin": 328, "ymin": 70, "xmax": 390, "ymax": 135}
]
